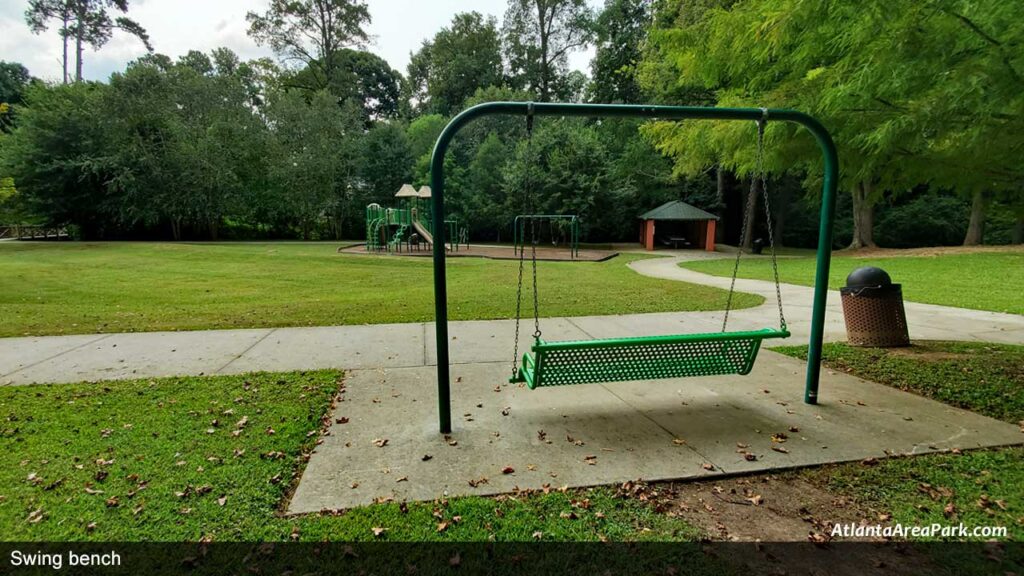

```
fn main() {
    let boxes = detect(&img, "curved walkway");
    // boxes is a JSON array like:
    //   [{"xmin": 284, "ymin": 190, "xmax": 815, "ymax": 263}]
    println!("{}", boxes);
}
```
[
  {"xmin": 1, "ymin": 254, "xmax": 1022, "ymax": 386},
  {"xmin": 630, "ymin": 253, "xmax": 1024, "ymax": 347}
]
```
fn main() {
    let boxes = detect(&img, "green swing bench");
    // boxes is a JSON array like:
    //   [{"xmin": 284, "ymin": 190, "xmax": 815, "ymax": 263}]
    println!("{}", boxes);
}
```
[
  {"xmin": 512, "ymin": 328, "xmax": 790, "ymax": 390},
  {"xmin": 509, "ymin": 110, "xmax": 790, "ymax": 390}
]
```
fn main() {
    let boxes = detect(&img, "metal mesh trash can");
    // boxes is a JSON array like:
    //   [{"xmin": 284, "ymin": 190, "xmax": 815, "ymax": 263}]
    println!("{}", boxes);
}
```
[{"xmin": 840, "ymin": 267, "xmax": 910, "ymax": 347}]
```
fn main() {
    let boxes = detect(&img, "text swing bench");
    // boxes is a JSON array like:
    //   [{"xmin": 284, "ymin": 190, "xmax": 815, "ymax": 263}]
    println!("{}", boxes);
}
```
[
  {"xmin": 509, "ymin": 109, "xmax": 789, "ymax": 389},
  {"xmin": 429, "ymin": 102, "xmax": 839, "ymax": 434}
]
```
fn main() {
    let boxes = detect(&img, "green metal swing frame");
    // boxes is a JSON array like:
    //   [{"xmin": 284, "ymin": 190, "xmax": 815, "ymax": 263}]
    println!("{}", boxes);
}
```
[{"xmin": 429, "ymin": 102, "xmax": 839, "ymax": 434}]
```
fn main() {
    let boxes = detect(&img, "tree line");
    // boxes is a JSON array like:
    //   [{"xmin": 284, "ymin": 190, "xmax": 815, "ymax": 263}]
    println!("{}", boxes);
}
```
[{"xmin": 0, "ymin": 0, "xmax": 1021, "ymax": 246}]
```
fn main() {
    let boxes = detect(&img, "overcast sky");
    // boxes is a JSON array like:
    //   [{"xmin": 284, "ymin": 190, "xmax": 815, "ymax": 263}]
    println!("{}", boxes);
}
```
[{"xmin": 0, "ymin": 0, "xmax": 599, "ymax": 82}]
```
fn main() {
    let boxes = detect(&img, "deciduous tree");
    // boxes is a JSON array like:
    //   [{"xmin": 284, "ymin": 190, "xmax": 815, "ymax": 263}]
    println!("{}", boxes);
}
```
[
  {"xmin": 589, "ymin": 0, "xmax": 649, "ymax": 103},
  {"xmin": 247, "ymin": 0, "xmax": 370, "ymax": 91},
  {"xmin": 641, "ymin": 0, "xmax": 1024, "ymax": 248},
  {"xmin": 0, "ymin": 62, "xmax": 33, "ymax": 132},
  {"xmin": 409, "ymin": 12, "xmax": 504, "ymax": 115},
  {"xmin": 503, "ymin": 0, "xmax": 595, "ymax": 101},
  {"xmin": 289, "ymin": 49, "xmax": 402, "ymax": 122}
]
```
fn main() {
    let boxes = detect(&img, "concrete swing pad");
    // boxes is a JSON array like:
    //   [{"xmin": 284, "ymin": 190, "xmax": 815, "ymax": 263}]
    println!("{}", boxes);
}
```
[{"xmin": 288, "ymin": 351, "xmax": 1023, "ymax": 514}]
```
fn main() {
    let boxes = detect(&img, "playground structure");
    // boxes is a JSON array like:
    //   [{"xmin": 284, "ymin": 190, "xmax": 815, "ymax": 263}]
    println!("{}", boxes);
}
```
[
  {"xmin": 513, "ymin": 215, "xmax": 580, "ymax": 260},
  {"xmin": 428, "ymin": 102, "xmax": 839, "ymax": 434},
  {"xmin": 365, "ymin": 185, "xmax": 468, "ymax": 254}
]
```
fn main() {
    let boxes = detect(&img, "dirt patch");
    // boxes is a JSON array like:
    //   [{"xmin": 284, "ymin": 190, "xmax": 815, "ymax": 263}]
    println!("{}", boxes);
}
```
[
  {"xmin": 667, "ymin": 474, "xmax": 885, "ymax": 542},
  {"xmin": 659, "ymin": 474, "xmax": 938, "ymax": 575},
  {"xmin": 338, "ymin": 243, "xmax": 618, "ymax": 262},
  {"xmin": 840, "ymin": 245, "xmax": 1023, "ymax": 259},
  {"xmin": 885, "ymin": 348, "xmax": 972, "ymax": 362}
]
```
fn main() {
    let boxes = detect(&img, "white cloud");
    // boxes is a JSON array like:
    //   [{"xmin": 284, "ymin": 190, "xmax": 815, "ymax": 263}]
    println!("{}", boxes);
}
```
[{"xmin": 0, "ymin": 0, "xmax": 598, "ymax": 81}]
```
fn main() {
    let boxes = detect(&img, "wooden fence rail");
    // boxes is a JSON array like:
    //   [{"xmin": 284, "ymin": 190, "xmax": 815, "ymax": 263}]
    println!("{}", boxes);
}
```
[{"xmin": 0, "ymin": 225, "xmax": 70, "ymax": 240}]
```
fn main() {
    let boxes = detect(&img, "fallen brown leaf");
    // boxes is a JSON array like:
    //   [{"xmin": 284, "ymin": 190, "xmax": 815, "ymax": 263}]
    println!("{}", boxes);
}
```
[
  {"xmin": 943, "ymin": 502, "xmax": 957, "ymax": 518},
  {"xmin": 808, "ymin": 531, "xmax": 829, "ymax": 544}
]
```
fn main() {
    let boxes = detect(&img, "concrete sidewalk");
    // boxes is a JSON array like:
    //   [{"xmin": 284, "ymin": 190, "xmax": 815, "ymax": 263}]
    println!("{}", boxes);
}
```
[
  {"xmin": 290, "ymin": 352, "xmax": 1023, "ymax": 513},
  {"xmin": 629, "ymin": 254, "xmax": 1024, "ymax": 345},
  {"xmin": 2, "ymin": 255, "xmax": 1021, "ymax": 386}
]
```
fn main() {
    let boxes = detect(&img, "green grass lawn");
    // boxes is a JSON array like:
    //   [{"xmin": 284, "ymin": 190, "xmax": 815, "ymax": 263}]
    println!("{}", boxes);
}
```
[
  {"xmin": 680, "ymin": 250, "xmax": 1024, "ymax": 314},
  {"xmin": 0, "ymin": 371, "xmax": 700, "ymax": 542},
  {"xmin": 0, "ymin": 242, "xmax": 762, "ymax": 338},
  {"xmin": 777, "ymin": 341, "xmax": 1024, "ymax": 541},
  {"xmin": 3, "ymin": 343, "xmax": 1021, "ymax": 546}
]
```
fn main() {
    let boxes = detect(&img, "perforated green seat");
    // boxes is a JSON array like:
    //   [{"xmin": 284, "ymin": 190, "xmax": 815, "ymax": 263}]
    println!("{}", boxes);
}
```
[{"xmin": 510, "ymin": 328, "xmax": 790, "ymax": 389}]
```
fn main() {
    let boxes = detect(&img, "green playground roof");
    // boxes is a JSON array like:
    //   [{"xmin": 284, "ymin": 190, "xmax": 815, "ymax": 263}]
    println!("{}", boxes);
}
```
[{"xmin": 639, "ymin": 200, "xmax": 719, "ymax": 221}]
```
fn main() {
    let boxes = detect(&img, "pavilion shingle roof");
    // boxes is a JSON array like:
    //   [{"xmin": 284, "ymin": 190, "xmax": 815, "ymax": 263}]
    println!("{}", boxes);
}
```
[{"xmin": 639, "ymin": 200, "xmax": 718, "ymax": 221}]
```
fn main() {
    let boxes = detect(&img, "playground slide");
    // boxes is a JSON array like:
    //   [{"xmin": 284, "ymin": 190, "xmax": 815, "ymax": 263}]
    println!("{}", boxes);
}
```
[{"xmin": 411, "ymin": 220, "xmax": 434, "ymax": 245}]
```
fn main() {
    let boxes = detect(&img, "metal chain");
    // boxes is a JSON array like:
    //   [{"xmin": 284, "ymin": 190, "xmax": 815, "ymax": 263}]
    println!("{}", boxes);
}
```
[
  {"xmin": 511, "ymin": 107, "xmax": 537, "ymax": 378},
  {"xmin": 531, "ymin": 209, "xmax": 542, "ymax": 339},
  {"xmin": 511, "ymin": 215, "xmax": 526, "ymax": 378},
  {"xmin": 722, "ymin": 122, "xmax": 759, "ymax": 332},
  {"xmin": 526, "ymin": 108, "xmax": 542, "ymax": 340},
  {"xmin": 756, "ymin": 115, "xmax": 788, "ymax": 331},
  {"xmin": 722, "ymin": 109, "xmax": 787, "ymax": 332}
]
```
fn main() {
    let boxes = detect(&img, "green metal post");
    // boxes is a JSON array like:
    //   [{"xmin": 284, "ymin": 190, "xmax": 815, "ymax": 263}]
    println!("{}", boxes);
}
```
[
  {"xmin": 572, "ymin": 218, "xmax": 579, "ymax": 259},
  {"xmin": 803, "ymin": 119, "xmax": 839, "ymax": 404},
  {"xmin": 430, "ymin": 102, "xmax": 838, "ymax": 433}
]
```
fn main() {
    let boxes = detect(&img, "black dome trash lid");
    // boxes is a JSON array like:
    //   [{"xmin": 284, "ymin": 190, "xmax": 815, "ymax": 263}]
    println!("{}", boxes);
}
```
[
  {"xmin": 841, "ymin": 266, "xmax": 900, "ymax": 296},
  {"xmin": 846, "ymin": 266, "xmax": 891, "ymax": 288}
]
